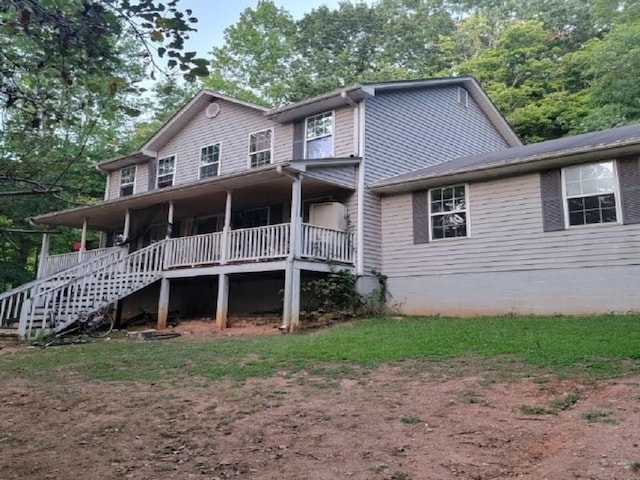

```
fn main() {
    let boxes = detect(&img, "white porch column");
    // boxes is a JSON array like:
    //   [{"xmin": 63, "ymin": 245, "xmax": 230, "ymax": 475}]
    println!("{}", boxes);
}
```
[
  {"xmin": 282, "ymin": 175, "xmax": 302, "ymax": 331},
  {"xmin": 79, "ymin": 217, "xmax": 88, "ymax": 261},
  {"xmin": 216, "ymin": 273, "xmax": 230, "ymax": 329},
  {"xmin": 157, "ymin": 277, "xmax": 170, "ymax": 330},
  {"xmin": 220, "ymin": 191, "xmax": 232, "ymax": 265},
  {"xmin": 166, "ymin": 200, "xmax": 175, "ymax": 239},
  {"xmin": 289, "ymin": 176, "xmax": 302, "ymax": 259},
  {"xmin": 123, "ymin": 209, "xmax": 131, "ymax": 240},
  {"xmin": 36, "ymin": 232, "xmax": 50, "ymax": 279}
]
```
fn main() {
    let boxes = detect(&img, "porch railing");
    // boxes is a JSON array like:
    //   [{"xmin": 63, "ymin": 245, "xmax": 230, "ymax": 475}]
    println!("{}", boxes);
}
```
[
  {"xmin": 165, "ymin": 232, "xmax": 223, "ymax": 268},
  {"xmin": 228, "ymin": 224, "xmax": 291, "ymax": 262},
  {"xmin": 162, "ymin": 223, "xmax": 354, "ymax": 269},
  {"xmin": 301, "ymin": 223, "xmax": 355, "ymax": 264},
  {"xmin": 39, "ymin": 247, "xmax": 124, "ymax": 278}
]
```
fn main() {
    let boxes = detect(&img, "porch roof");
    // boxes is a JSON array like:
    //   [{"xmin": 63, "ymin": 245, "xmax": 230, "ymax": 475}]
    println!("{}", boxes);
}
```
[{"xmin": 30, "ymin": 163, "xmax": 357, "ymax": 230}]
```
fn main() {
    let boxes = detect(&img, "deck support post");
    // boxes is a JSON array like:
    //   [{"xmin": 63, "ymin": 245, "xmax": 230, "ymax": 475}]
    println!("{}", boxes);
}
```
[
  {"xmin": 79, "ymin": 217, "xmax": 88, "ymax": 261},
  {"xmin": 216, "ymin": 273, "xmax": 229, "ymax": 329},
  {"xmin": 220, "ymin": 191, "xmax": 232, "ymax": 265},
  {"xmin": 36, "ymin": 233, "xmax": 50, "ymax": 279},
  {"xmin": 157, "ymin": 277, "xmax": 170, "ymax": 330},
  {"xmin": 282, "ymin": 174, "xmax": 302, "ymax": 331}
]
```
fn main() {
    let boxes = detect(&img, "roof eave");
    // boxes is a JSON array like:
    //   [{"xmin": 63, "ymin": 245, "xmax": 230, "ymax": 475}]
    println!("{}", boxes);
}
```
[
  {"xmin": 266, "ymin": 86, "xmax": 370, "ymax": 123},
  {"xmin": 96, "ymin": 151, "xmax": 153, "ymax": 172}
]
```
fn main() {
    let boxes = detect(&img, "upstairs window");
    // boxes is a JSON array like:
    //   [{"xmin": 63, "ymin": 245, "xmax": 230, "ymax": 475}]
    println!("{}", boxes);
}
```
[
  {"xmin": 563, "ymin": 161, "xmax": 618, "ymax": 226},
  {"xmin": 157, "ymin": 155, "xmax": 175, "ymax": 188},
  {"xmin": 249, "ymin": 129, "xmax": 272, "ymax": 168},
  {"xmin": 120, "ymin": 166, "xmax": 135, "ymax": 197},
  {"xmin": 305, "ymin": 111, "xmax": 333, "ymax": 159},
  {"xmin": 429, "ymin": 185, "xmax": 468, "ymax": 240},
  {"xmin": 200, "ymin": 144, "xmax": 220, "ymax": 179}
]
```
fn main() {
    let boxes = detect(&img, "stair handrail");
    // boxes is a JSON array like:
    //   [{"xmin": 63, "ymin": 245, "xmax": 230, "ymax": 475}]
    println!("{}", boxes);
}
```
[
  {"xmin": 0, "ymin": 246, "xmax": 126, "ymax": 329},
  {"xmin": 20, "ymin": 239, "xmax": 168, "ymax": 338},
  {"xmin": 0, "ymin": 246, "xmax": 126, "ymax": 302}
]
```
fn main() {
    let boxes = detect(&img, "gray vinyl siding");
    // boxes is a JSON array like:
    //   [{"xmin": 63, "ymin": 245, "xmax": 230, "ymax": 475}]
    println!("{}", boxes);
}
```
[
  {"xmin": 364, "ymin": 86, "xmax": 510, "ymax": 184},
  {"xmin": 155, "ymin": 100, "xmax": 287, "ymax": 188},
  {"xmin": 304, "ymin": 165, "xmax": 357, "ymax": 189},
  {"xmin": 107, "ymin": 170, "xmax": 119, "ymax": 200},
  {"xmin": 334, "ymin": 106, "xmax": 357, "ymax": 158},
  {"xmin": 362, "ymin": 86, "xmax": 512, "ymax": 272},
  {"xmin": 381, "ymin": 172, "xmax": 640, "ymax": 277},
  {"xmin": 136, "ymin": 163, "xmax": 149, "ymax": 195}
]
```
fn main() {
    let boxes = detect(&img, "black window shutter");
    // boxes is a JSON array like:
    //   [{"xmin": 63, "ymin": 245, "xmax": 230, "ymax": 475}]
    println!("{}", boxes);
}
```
[
  {"xmin": 618, "ymin": 156, "xmax": 640, "ymax": 225},
  {"xmin": 148, "ymin": 159, "xmax": 157, "ymax": 191},
  {"xmin": 292, "ymin": 121, "xmax": 305, "ymax": 160},
  {"xmin": 540, "ymin": 169, "xmax": 565, "ymax": 232},
  {"xmin": 412, "ymin": 190, "xmax": 430, "ymax": 244}
]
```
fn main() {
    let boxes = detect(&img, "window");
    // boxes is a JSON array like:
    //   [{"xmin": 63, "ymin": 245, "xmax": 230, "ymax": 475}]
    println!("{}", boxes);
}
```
[
  {"xmin": 249, "ymin": 130, "xmax": 272, "ymax": 168},
  {"xmin": 241, "ymin": 207, "xmax": 270, "ymax": 228},
  {"xmin": 120, "ymin": 166, "xmax": 135, "ymax": 197},
  {"xmin": 305, "ymin": 111, "xmax": 333, "ymax": 159},
  {"xmin": 563, "ymin": 161, "xmax": 618, "ymax": 226},
  {"xmin": 429, "ymin": 185, "xmax": 468, "ymax": 240},
  {"xmin": 200, "ymin": 144, "xmax": 220, "ymax": 179},
  {"xmin": 157, "ymin": 156, "xmax": 175, "ymax": 188}
]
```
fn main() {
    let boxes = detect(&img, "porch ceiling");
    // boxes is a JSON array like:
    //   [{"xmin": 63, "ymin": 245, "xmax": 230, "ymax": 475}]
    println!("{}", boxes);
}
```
[{"xmin": 30, "ymin": 164, "xmax": 353, "ymax": 230}]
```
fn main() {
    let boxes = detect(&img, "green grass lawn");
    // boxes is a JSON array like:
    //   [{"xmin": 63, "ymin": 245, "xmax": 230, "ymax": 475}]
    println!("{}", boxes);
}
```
[{"xmin": 1, "ymin": 314, "xmax": 639, "ymax": 383}]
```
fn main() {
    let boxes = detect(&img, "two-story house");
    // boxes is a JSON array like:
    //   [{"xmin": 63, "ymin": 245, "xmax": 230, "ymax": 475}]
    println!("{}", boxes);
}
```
[{"xmin": 1, "ymin": 77, "xmax": 519, "ymax": 337}]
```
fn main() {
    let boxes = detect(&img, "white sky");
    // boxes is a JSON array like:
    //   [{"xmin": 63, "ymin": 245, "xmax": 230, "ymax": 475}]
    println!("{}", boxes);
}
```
[{"xmin": 179, "ymin": 0, "xmax": 371, "ymax": 57}]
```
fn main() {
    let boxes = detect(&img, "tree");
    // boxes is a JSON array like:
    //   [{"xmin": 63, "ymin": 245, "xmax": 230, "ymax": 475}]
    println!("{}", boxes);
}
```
[
  {"xmin": 1, "ymin": 1, "xmax": 209, "ymax": 124},
  {"xmin": 569, "ymin": 19, "xmax": 640, "ymax": 132},
  {"xmin": 207, "ymin": 0, "xmax": 296, "ymax": 105}
]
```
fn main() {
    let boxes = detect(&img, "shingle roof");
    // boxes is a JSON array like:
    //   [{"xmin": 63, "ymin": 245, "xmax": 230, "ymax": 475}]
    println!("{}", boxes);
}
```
[{"xmin": 372, "ymin": 123, "xmax": 640, "ymax": 192}]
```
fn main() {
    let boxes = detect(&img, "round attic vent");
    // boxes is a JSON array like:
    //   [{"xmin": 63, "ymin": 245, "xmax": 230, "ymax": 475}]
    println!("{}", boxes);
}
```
[{"xmin": 205, "ymin": 102, "xmax": 221, "ymax": 118}]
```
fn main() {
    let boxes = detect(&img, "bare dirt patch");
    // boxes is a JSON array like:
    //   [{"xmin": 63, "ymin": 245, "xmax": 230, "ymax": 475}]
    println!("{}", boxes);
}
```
[{"xmin": 1, "ymin": 354, "xmax": 640, "ymax": 479}]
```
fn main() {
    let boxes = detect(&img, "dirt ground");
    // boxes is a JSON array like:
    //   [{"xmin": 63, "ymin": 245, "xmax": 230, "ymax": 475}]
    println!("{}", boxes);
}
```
[{"xmin": 1, "ymin": 323, "xmax": 639, "ymax": 480}]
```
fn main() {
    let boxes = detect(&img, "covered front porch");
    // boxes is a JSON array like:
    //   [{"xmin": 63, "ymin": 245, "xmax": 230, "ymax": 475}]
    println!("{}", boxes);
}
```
[{"xmin": 31, "ymin": 164, "xmax": 358, "ymax": 331}]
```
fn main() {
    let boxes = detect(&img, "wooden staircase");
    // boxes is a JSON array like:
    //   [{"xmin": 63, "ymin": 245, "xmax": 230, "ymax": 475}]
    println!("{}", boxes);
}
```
[{"xmin": 0, "ymin": 240, "xmax": 167, "ymax": 339}]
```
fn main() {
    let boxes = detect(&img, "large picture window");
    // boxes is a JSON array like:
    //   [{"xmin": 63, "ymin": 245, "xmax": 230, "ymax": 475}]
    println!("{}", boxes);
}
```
[
  {"xmin": 120, "ymin": 166, "xmax": 135, "ymax": 197},
  {"xmin": 249, "ymin": 130, "xmax": 272, "ymax": 168},
  {"xmin": 200, "ymin": 144, "xmax": 220, "ymax": 179},
  {"xmin": 563, "ymin": 161, "xmax": 618, "ymax": 226},
  {"xmin": 157, "ymin": 156, "xmax": 175, "ymax": 188},
  {"xmin": 429, "ymin": 185, "xmax": 468, "ymax": 240},
  {"xmin": 305, "ymin": 112, "xmax": 333, "ymax": 159}
]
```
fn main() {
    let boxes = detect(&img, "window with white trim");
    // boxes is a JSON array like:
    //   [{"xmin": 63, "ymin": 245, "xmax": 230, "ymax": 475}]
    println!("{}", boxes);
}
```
[
  {"xmin": 157, "ymin": 156, "xmax": 175, "ymax": 188},
  {"xmin": 563, "ymin": 161, "xmax": 618, "ymax": 226},
  {"xmin": 305, "ymin": 111, "xmax": 333, "ymax": 159},
  {"xmin": 120, "ymin": 166, "xmax": 135, "ymax": 197},
  {"xmin": 249, "ymin": 129, "xmax": 272, "ymax": 168},
  {"xmin": 429, "ymin": 185, "xmax": 468, "ymax": 239},
  {"xmin": 200, "ymin": 144, "xmax": 220, "ymax": 179}
]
